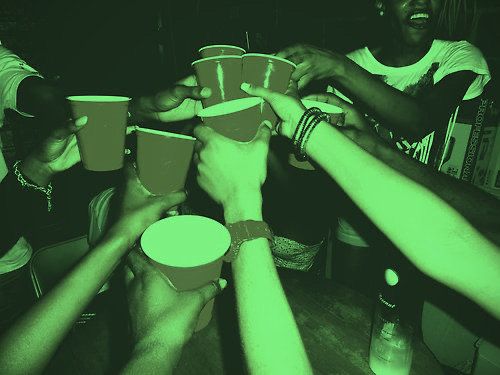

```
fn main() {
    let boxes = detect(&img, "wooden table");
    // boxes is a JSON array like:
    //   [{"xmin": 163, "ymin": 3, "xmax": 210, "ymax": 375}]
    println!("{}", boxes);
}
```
[
  {"xmin": 46, "ymin": 267, "xmax": 443, "ymax": 374},
  {"xmin": 175, "ymin": 268, "xmax": 443, "ymax": 375}
]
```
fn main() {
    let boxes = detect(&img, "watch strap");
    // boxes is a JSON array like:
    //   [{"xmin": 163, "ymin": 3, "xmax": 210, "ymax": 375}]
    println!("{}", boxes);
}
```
[{"xmin": 224, "ymin": 220, "xmax": 273, "ymax": 262}]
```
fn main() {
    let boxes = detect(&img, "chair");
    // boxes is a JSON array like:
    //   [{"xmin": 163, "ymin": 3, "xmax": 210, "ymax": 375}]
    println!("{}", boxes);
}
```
[{"xmin": 29, "ymin": 235, "xmax": 100, "ymax": 325}]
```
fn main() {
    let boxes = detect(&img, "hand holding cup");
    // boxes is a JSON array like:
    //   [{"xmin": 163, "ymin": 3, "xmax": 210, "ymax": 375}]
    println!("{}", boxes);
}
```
[
  {"xmin": 193, "ymin": 121, "xmax": 272, "ymax": 209},
  {"xmin": 124, "ymin": 249, "xmax": 227, "ymax": 352}
]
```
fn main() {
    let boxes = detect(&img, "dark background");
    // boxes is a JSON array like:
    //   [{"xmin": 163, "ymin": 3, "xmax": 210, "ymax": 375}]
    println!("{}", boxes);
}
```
[{"xmin": 1, "ymin": 0, "xmax": 499, "ymax": 98}]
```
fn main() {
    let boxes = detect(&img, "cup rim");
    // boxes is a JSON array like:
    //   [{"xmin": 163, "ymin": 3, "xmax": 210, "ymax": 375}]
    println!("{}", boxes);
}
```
[
  {"xmin": 301, "ymin": 99, "xmax": 343, "ymax": 114},
  {"xmin": 242, "ymin": 53, "xmax": 297, "ymax": 68},
  {"xmin": 136, "ymin": 126, "xmax": 196, "ymax": 141},
  {"xmin": 141, "ymin": 215, "xmax": 231, "ymax": 268},
  {"xmin": 197, "ymin": 97, "xmax": 262, "ymax": 118},
  {"xmin": 191, "ymin": 55, "xmax": 243, "ymax": 66},
  {"xmin": 66, "ymin": 95, "xmax": 132, "ymax": 102},
  {"xmin": 198, "ymin": 44, "xmax": 246, "ymax": 53}
]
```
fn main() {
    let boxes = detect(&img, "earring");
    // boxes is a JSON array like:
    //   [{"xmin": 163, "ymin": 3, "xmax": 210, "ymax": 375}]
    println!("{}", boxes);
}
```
[{"xmin": 379, "ymin": 10, "xmax": 385, "ymax": 16}]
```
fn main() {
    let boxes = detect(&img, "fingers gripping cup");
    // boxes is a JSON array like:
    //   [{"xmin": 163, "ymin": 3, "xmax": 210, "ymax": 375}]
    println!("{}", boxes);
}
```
[
  {"xmin": 198, "ymin": 97, "xmax": 263, "ymax": 142},
  {"xmin": 192, "ymin": 55, "xmax": 244, "ymax": 108},
  {"xmin": 198, "ymin": 44, "xmax": 246, "ymax": 58},
  {"xmin": 141, "ymin": 215, "xmax": 231, "ymax": 331},
  {"xmin": 301, "ymin": 99, "xmax": 344, "ymax": 126},
  {"xmin": 241, "ymin": 53, "xmax": 297, "ymax": 129},
  {"xmin": 136, "ymin": 127, "xmax": 195, "ymax": 195},
  {"xmin": 67, "ymin": 96, "xmax": 131, "ymax": 171}
]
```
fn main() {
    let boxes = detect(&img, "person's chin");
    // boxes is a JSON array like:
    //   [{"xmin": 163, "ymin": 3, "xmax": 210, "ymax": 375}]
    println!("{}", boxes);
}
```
[{"xmin": 402, "ymin": 27, "xmax": 434, "ymax": 48}]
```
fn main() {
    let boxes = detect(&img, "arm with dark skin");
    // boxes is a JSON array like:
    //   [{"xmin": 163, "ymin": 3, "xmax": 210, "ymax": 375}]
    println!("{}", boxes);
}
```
[
  {"xmin": 334, "ymin": 59, "xmax": 476, "ymax": 140},
  {"xmin": 16, "ymin": 76, "xmax": 70, "ymax": 129},
  {"xmin": 278, "ymin": 46, "xmax": 476, "ymax": 141}
]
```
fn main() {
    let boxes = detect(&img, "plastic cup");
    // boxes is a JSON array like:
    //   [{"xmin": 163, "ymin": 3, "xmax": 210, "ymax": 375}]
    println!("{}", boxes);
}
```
[
  {"xmin": 288, "ymin": 99, "xmax": 345, "ymax": 170},
  {"xmin": 67, "ymin": 96, "xmax": 131, "ymax": 171},
  {"xmin": 198, "ymin": 97, "xmax": 262, "ymax": 142},
  {"xmin": 136, "ymin": 127, "xmax": 195, "ymax": 195},
  {"xmin": 301, "ymin": 99, "xmax": 344, "ymax": 126},
  {"xmin": 141, "ymin": 215, "xmax": 231, "ymax": 331},
  {"xmin": 242, "ymin": 53, "xmax": 297, "ymax": 129},
  {"xmin": 198, "ymin": 44, "xmax": 246, "ymax": 58},
  {"xmin": 191, "ymin": 55, "xmax": 244, "ymax": 108}
]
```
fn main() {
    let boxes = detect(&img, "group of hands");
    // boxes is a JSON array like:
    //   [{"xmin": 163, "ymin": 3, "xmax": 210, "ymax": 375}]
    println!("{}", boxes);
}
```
[{"xmin": 23, "ymin": 44, "xmax": 370, "ymax": 352}]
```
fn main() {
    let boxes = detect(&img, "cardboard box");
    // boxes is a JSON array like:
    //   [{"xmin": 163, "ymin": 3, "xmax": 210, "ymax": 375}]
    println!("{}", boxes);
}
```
[{"xmin": 472, "ymin": 125, "xmax": 499, "ymax": 186}]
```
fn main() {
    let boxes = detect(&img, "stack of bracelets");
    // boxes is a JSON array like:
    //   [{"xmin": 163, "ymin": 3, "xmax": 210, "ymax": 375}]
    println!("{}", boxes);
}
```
[{"xmin": 291, "ymin": 107, "xmax": 331, "ymax": 161}]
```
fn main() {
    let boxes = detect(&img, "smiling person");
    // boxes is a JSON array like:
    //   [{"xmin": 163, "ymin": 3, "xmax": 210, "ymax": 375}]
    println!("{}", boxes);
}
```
[{"xmin": 278, "ymin": 0, "xmax": 491, "ymax": 296}]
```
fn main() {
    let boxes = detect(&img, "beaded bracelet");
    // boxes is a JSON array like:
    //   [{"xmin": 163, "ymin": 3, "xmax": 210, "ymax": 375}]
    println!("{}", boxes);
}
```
[
  {"xmin": 299, "ymin": 113, "xmax": 330, "ymax": 159},
  {"xmin": 292, "ymin": 107, "xmax": 321, "ymax": 150},
  {"xmin": 295, "ymin": 112, "xmax": 330, "ymax": 161},
  {"xmin": 13, "ymin": 160, "xmax": 53, "ymax": 212}
]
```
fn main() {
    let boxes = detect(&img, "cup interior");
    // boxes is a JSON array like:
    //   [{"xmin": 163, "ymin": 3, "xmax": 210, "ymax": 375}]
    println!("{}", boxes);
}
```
[
  {"xmin": 67, "ymin": 96, "xmax": 131, "ymax": 102},
  {"xmin": 141, "ymin": 216, "xmax": 231, "ymax": 268},
  {"xmin": 198, "ymin": 97, "xmax": 261, "ymax": 118},
  {"xmin": 301, "ymin": 99, "xmax": 343, "ymax": 114}
]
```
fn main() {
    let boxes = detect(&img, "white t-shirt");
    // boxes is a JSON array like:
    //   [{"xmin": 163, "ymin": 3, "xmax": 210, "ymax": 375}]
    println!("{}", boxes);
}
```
[
  {"xmin": 0, "ymin": 42, "xmax": 44, "ymax": 274},
  {"xmin": 332, "ymin": 39, "xmax": 491, "ymax": 247}
]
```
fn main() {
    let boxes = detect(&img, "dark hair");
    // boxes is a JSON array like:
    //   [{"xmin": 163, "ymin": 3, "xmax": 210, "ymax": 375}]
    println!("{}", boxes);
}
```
[{"xmin": 436, "ymin": 0, "xmax": 479, "ymax": 41}]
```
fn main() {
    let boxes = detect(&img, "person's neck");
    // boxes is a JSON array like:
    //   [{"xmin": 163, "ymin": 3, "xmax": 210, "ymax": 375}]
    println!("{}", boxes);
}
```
[{"xmin": 374, "ymin": 38, "xmax": 433, "ymax": 67}]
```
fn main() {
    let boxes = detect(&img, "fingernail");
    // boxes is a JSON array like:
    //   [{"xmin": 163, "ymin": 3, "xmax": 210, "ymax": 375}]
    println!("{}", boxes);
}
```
[
  {"xmin": 240, "ymin": 82, "xmax": 251, "ymax": 91},
  {"xmin": 218, "ymin": 278, "xmax": 228, "ymax": 290},
  {"xmin": 75, "ymin": 116, "xmax": 88, "ymax": 127},
  {"xmin": 261, "ymin": 120, "xmax": 272, "ymax": 130},
  {"xmin": 201, "ymin": 87, "xmax": 211, "ymax": 97}
]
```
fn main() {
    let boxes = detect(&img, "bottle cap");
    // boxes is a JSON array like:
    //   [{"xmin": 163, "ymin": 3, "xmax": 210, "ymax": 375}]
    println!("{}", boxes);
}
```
[{"xmin": 385, "ymin": 268, "xmax": 399, "ymax": 286}]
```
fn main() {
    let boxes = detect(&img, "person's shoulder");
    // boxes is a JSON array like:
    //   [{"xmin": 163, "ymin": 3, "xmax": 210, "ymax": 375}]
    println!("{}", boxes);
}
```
[
  {"xmin": 433, "ymin": 39, "xmax": 486, "ymax": 62},
  {"xmin": 345, "ymin": 46, "xmax": 373, "ymax": 67}
]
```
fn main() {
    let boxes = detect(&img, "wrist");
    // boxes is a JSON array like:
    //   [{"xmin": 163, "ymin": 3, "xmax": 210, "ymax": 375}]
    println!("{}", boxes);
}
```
[
  {"xmin": 328, "ymin": 53, "xmax": 346, "ymax": 78},
  {"xmin": 19, "ymin": 157, "xmax": 55, "ymax": 187},
  {"xmin": 223, "ymin": 191, "xmax": 263, "ymax": 223}
]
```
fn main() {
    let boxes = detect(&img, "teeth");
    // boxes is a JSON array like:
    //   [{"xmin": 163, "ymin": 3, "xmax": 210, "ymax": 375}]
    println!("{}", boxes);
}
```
[{"xmin": 410, "ymin": 13, "xmax": 430, "ymax": 20}]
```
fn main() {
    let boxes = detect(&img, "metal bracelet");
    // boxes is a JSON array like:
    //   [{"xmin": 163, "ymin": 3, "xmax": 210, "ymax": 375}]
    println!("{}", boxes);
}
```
[{"xmin": 13, "ymin": 160, "xmax": 53, "ymax": 212}]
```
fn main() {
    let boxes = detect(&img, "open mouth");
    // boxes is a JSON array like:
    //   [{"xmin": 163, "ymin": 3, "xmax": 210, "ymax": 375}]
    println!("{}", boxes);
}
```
[{"xmin": 407, "ymin": 11, "xmax": 432, "ymax": 29}]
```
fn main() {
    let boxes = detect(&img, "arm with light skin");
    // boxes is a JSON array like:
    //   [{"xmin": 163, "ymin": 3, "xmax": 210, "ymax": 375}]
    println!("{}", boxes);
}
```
[
  {"xmin": 194, "ymin": 125, "xmax": 313, "ymax": 374},
  {"xmin": 300, "ymin": 121, "xmax": 500, "ymax": 319},
  {"xmin": 224, "ymin": 193, "xmax": 313, "ymax": 375},
  {"xmin": 304, "ymin": 92, "xmax": 500, "ymax": 245},
  {"xmin": 242, "ymin": 82, "xmax": 500, "ymax": 320}
]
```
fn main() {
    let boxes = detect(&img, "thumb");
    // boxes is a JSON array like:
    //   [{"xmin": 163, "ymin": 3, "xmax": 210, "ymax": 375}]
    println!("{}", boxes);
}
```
[
  {"xmin": 253, "ymin": 120, "xmax": 272, "ymax": 144},
  {"xmin": 155, "ymin": 190, "xmax": 187, "ymax": 212},
  {"xmin": 196, "ymin": 278, "xmax": 228, "ymax": 305}
]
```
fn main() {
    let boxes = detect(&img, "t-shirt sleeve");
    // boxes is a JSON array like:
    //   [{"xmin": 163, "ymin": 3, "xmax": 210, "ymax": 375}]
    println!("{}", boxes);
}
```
[
  {"xmin": 0, "ymin": 43, "xmax": 44, "ymax": 128},
  {"xmin": 433, "ymin": 41, "xmax": 491, "ymax": 100}
]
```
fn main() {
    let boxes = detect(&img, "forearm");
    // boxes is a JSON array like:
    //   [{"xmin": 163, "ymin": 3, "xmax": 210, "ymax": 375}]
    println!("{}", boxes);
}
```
[
  {"xmin": 346, "ymin": 128, "xmax": 500, "ymax": 243},
  {"xmin": 304, "ymin": 122, "xmax": 500, "ymax": 318},
  {"xmin": 121, "ymin": 342, "xmax": 182, "ymax": 375},
  {"xmin": 333, "ymin": 58, "xmax": 429, "ymax": 139},
  {"xmin": 0, "ymin": 232, "xmax": 130, "ymax": 374},
  {"xmin": 225, "ymin": 194, "xmax": 313, "ymax": 374}
]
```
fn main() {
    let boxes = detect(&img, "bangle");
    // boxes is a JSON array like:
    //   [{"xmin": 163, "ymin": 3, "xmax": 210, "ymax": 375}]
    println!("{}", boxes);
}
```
[
  {"xmin": 295, "ymin": 112, "xmax": 330, "ymax": 161},
  {"xmin": 292, "ymin": 107, "xmax": 321, "ymax": 149},
  {"xmin": 13, "ymin": 160, "xmax": 53, "ymax": 212}
]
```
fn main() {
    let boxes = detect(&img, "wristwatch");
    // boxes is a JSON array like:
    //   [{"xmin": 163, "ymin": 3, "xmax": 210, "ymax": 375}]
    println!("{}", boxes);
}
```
[{"xmin": 224, "ymin": 220, "xmax": 274, "ymax": 262}]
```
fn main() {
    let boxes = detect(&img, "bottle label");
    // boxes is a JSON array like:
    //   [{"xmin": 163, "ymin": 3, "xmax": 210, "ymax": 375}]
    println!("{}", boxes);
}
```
[{"xmin": 378, "ymin": 293, "xmax": 395, "ymax": 309}]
